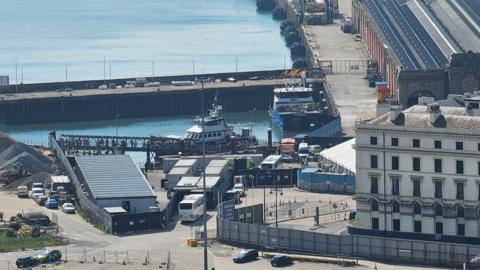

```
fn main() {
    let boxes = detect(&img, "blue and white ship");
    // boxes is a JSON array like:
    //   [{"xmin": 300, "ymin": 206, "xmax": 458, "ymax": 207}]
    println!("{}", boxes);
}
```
[{"xmin": 268, "ymin": 79, "xmax": 332, "ymax": 131}]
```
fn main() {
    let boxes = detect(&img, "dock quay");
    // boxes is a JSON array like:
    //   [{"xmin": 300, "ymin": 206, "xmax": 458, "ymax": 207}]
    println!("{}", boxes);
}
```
[{"xmin": 0, "ymin": 73, "xmax": 331, "ymax": 125}]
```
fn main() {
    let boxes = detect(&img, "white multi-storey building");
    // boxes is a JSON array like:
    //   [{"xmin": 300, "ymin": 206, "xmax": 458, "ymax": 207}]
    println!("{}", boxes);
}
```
[{"xmin": 351, "ymin": 98, "xmax": 480, "ymax": 242}]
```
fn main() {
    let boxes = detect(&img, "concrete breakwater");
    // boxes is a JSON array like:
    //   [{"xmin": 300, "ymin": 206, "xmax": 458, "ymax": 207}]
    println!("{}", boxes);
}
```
[{"xmin": 0, "ymin": 78, "xmax": 327, "ymax": 125}]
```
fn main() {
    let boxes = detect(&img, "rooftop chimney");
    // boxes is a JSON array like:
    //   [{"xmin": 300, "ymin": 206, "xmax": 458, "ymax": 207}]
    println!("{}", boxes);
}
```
[
  {"xmin": 427, "ymin": 103, "xmax": 441, "ymax": 124},
  {"xmin": 465, "ymin": 99, "xmax": 480, "ymax": 116},
  {"xmin": 389, "ymin": 106, "xmax": 403, "ymax": 122}
]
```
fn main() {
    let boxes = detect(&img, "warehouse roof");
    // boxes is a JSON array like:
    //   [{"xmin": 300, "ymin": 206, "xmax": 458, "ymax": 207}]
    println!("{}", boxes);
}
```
[
  {"xmin": 320, "ymin": 139, "xmax": 356, "ymax": 174},
  {"xmin": 175, "ymin": 159, "xmax": 198, "ymax": 167},
  {"xmin": 75, "ymin": 155, "xmax": 155, "ymax": 200},
  {"xmin": 168, "ymin": 166, "xmax": 191, "ymax": 175},
  {"xmin": 208, "ymin": 159, "xmax": 229, "ymax": 167},
  {"xmin": 175, "ymin": 176, "xmax": 201, "ymax": 190}
]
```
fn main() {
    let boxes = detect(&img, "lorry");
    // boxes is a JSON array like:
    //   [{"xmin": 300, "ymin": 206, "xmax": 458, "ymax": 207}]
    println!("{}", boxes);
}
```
[{"xmin": 17, "ymin": 186, "xmax": 28, "ymax": 198}]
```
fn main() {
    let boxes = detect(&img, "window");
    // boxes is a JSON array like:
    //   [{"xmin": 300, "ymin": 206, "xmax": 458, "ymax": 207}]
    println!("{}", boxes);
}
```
[
  {"xmin": 413, "ymin": 179, "xmax": 421, "ymax": 197},
  {"xmin": 414, "ymin": 220, "xmax": 422, "ymax": 233},
  {"xmin": 434, "ymin": 140, "xmax": 442, "ymax": 149},
  {"xmin": 392, "ymin": 201, "xmax": 400, "ymax": 213},
  {"xmin": 456, "ymin": 160, "xmax": 464, "ymax": 174},
  {"xmin": 478, "ymin": 143, "xmax": 480, "ymax": 151},
  {"xmin": 393, "ymin": 219, "xmax": 400, "ymax": 231},
  {"xmin": 391, "ymin": 176, "xmax": 400, "ymax": 195},
  {"xmin": 413, "ymin": 139, "xmax": 420, "ymax": 148},
  {"xmin": 391, "ymin": 137, "xmax": 398, "ymax": 146},
  {"xmin": 413, "ymin": 202, "xmax": 421, "ymax": 215},
  {"xmin": 372, "ymin": 218, "xmax": 379, "ymax": 230},
  {"xmin": 457, "ymin": 206, "xmax": 465, "ymax": 218},
  {"xmin": 413, "ymin": 157, "xmax": 421, "ymax": 171},
  {"xmin": 391, "ymin": 156, "xmax": 399, "ymax": 170},
  {"xmin": 371, "ymin": 200, "xmax": 379, "ymax": 211},
  {"xmin": 435, "ymin": 222, "xmax": 443, "ymax": 234},
  {"xmin": 434, "ymin": 181, "xmax": 443, "ymax": 199},
  {"xmin": 370, "ymin": 136, "xmax": 378, "ymax": 145},
  {"xmin": 478, "ymin": 161, "xmax": 480, "ymax": 175},
  {"xmin": 458, "ymin": 224, "xmax": 465, "ymax": 236},
  {"xmin": 371, "ymin": 155, "xmax": 378, "ymax": 169},
  {"xmin": 457, "ymin": 182, "xmax": 464, "ymax": 200},
  {"xmin": 434, "ymin": 159, "xmax": 442, "ymax": 173},
  {"xmin": 370, "ymin": 177, "xmax": 378, "ymax": 194},
  {"xmin": 456, "ymin": 142, "xmax": 464, "ymax": 150},
  {"xmin": 435, "ymin": 204, "xmax": 443, "ymax": 217}
]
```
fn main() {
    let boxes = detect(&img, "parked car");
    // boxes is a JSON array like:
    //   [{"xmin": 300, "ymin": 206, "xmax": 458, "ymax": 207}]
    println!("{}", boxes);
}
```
[
  {"xmin": 45, "ymin": 199, "xmax": 58, "ymax": 209},
  {"xmin": 16, "ymin": 256, "xmax": 38, "ymax": 268},
  {"xmin": 232, "ymin": 183, "xmax": 245, "ymax": 197},
  {"xmin": 271, "ymin": 254, "xmax": 293, "ymax": 267},
  {"xmin": 35, "ymin": 249, "xmax": 62, "ymax": 263},
  {"xmin": 31, "ymin": 188, "xmax": 45, "ymax": 200},
  {"xmin": 62, "ymin": 203, "xmax": 75, "ymax": 214},
  {"xmin": 36, "ymin": 195, "xmax": 48, "ymax": 206},
  {"xmin": 233, "ymin": 249, "xmax": 258, "ymax": 263},
  {"xmin": 248, "ymin": 76, "xmax": 260, "ymax": 80},
  {"xmin": 226, "ymin": 77, "xmax": 237, "ymax": 83}
]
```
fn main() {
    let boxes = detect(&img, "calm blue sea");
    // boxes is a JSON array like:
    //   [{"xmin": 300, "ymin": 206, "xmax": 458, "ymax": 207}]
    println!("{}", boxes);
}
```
[
  {"xmin": 0, "ymin": 0, "xmax": 291, "ymax": 83},
  {"xmin": 0, "ymin": 0, "xmax": 292, "ymax": 163}
]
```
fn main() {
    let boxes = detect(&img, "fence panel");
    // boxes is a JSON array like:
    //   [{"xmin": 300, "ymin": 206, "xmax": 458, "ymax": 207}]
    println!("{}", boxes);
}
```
[{"xmin": 217, "ymin": 208, "xmax": 480, "ymax": 267}]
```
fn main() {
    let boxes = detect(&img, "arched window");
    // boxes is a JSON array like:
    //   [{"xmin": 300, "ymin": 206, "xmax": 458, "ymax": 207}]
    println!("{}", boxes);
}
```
[
  {"xmin": 371, "ymin": 200, "xmax": 379, "ymax": 212},
  {"xmin": 457, "ymin": 206, "xmax": 465, "ymax": 218},
  {"xmin": 392, "ymin": 201, "xmax": 400, "ymax": 213},
  {"xmin": 413, "ymin": 202, "xmax": 421, "ymax": 215},
  {"xmin": 435, "ymin": 204, "xmax": 443, "ymax": 217}
]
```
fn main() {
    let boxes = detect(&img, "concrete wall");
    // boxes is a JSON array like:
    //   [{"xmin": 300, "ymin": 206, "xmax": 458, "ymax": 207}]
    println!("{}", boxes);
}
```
[
  {"xmin": 96, "ymin": 197, "xmax": 156, "ymax": 213},
  {"xmin": 0, "ymin": 85, "xmax": 273, "ymax": 125},
  {"xmin": 397, "ymin": 69, "xmax": 448, "ymax": 106}
]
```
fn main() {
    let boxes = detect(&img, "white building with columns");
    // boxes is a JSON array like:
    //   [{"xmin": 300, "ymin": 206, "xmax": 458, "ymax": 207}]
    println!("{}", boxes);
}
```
[{"xmin": 350, "ymin": 98, "xmax": 480, "ymax": 242}]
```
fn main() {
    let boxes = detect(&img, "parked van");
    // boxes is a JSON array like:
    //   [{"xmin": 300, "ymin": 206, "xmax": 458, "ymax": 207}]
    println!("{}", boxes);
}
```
[
  {"xmin": 17, "ymin": 186, "xmax": 28, "ymax": 198},
  {"xmin": 298, "ymin": 143, "xmax": 309, "ymax": 159},
  {"xmin": 31, "ymin": 188, "xmax": 45, "ymax": 200}
]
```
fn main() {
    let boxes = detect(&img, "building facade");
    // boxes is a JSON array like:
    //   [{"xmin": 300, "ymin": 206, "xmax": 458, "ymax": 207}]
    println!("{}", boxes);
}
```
[{"xmin": 352, "ymin": 99, "xmax": 480, "ymax": 242}]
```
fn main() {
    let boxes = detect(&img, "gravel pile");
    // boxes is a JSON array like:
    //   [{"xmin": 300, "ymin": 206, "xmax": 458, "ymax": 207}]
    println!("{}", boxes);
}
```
[
  {"xmin": 0, "ymin": 142, "xmax": 54, "ymax": 174},
  {"xmin": 4, "ymin": 172, "xmax": 51, "ymax": 190}
]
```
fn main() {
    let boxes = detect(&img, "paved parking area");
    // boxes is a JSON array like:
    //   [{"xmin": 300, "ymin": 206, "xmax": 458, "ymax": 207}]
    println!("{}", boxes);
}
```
[{"xmin": 0, "ymin": 189, "xmax": 445, "ymax": 270}]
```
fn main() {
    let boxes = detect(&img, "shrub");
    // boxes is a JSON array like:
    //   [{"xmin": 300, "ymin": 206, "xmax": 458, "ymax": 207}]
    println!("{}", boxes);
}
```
[
  {"xmin": 256, "ymin": 0, "xmax": 275, "ymax": 11},
  {"xmin": 5, "ymin": 229, "xmax": 17, "ymax": 238}
]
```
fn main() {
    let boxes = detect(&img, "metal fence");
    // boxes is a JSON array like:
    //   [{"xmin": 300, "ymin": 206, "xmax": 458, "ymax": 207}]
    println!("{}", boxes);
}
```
[
  {"xmin": 217, "ymin": 209, "xmax": 480, "ymax": 268},
  {"xmin": 0, "ymin": 247, "xmax": 174, "ymax": 270},
  {"xmin": 50, "ymin": 135, "xmax": 114, "ymax": 232}
]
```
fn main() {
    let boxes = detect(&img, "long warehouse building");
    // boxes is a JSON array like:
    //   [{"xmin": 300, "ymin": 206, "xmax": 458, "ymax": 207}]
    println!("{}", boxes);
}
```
[{"xmin": 352, "ymin": 0, "xmax": 480, "ymax": 107}]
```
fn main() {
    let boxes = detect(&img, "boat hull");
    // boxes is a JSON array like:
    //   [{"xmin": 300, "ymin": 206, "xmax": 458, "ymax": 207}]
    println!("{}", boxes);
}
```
[{"xmin": 268, "ymin": 110, "xmax": 333, "ymax": 131}]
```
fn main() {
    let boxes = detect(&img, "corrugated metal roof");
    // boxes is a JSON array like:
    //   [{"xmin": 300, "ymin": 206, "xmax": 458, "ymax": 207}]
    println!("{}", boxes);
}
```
[
  {"xmin": 205, "ymin": 166, "xmax": 225, "ymax": 175},
  {"xmin": 176, "ymin": 176, "xmax": 201, "ymax": 189},
  {"xmin": 207, "ymin": 159, "xmax": 229, "ymax": 167},
  {"xmin": 75, "ymin": 155, "xmax": 155, "ymax": 200},
  {"xmin": 175, "ymin": 159, "xmax": 198, "ymax": 167},
  {"xmin": 168, "ymin": 166, "xmax": 191, "ymax": 175},
  {"xmin": 51, "ymin": 175, "xmax": 70, "ymax": 184}
]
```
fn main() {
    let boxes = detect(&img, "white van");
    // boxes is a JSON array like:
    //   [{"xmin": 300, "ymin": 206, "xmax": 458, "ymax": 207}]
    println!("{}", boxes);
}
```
[
  {"xmin": 17, "ymin": 186, "xmax": 28, "ymax": 198},
  {"xmin": 31, "ymin": 188, "xmax": 45, "ymax": 200},
  {"xmin": 298, "ymin": 143, "xmax": 309, "ymax": 159}
]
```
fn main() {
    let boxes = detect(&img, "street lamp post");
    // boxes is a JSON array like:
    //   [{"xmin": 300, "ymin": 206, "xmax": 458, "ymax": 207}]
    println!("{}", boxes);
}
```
[{"xmin": 201, "ymin": 80, "xmax": 208, "ymax": 270}]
